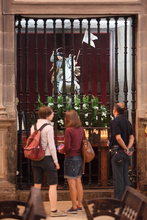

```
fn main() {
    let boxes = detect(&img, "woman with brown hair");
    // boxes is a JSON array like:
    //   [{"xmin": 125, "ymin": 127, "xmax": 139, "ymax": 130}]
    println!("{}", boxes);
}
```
[
  {"xmin": 63, "ymin": 110, "xmax": 85, "ymax": 214},
  {"xmin": 31, "ymin": 106, "xmax": 66, "ymax": 217}
]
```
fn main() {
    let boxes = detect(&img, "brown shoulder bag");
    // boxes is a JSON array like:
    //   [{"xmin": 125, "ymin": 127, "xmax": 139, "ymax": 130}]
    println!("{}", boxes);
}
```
[{"xmin": 82, "ymin": 138, "xmax": 95, "ymax": 174}]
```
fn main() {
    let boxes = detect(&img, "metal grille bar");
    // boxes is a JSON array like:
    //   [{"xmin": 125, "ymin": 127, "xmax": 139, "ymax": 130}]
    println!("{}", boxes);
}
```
[{"xmin": 15, "ymin": 15, "xmax": 136, "ymax": 189}]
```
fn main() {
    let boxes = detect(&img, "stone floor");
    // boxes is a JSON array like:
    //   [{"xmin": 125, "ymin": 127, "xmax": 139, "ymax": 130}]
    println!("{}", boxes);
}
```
[
  {"xmin": 4, "ymin": 200, "xmax": 114, "ymax": 220},
  {"xmin": 44, "ymin": 201, "xmax": 114, "ymax": 220}
]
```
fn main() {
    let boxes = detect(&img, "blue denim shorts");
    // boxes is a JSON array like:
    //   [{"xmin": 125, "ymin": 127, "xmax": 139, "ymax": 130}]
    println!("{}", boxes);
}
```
[{"xmin": 64, "ymin": 155, "xmax": 83, "ymax": 179}]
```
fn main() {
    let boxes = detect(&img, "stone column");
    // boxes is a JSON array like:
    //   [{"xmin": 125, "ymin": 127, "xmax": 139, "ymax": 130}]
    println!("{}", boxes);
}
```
[
  {"xmin": 0, "ymin": 0, "xmax": 7, "ymax": 117},
  {"xmin": 138, "ymin": 117, "xmax": 147, "ymax": 192},
  {"xmin": 137, "ymin": 14, "xmax": 147, "ymax": 118},
  {"xmin": 0, "ymin": 5, "xmax": 17, "ymax": 199},
  {"xmin": 0, "ymin": 119, "xmax": 16, "ymax": 200},
  {"xmin": 136, "ymin": 14, "xmax": 147, "ymax": 190}
]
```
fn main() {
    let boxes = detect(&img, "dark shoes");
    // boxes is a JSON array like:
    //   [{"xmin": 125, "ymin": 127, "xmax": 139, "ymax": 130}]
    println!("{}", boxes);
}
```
[
  {"xmin": 77, "ymin": 206, "xmax": 82, "ymax": 211},
  {"xmin": 67, "ymin": 207, "xmax": 78, "ymax": 214},
  {"xmin": 50, "ymin": 210, "xmax": 67, "ymax": 217},
  {"xmin": 67, "ymin": 206, "xmax": 82, "ymax": 214},
  {"xmin": 50, "ymin": 206, "xmax": 83, "ymax": 217}
]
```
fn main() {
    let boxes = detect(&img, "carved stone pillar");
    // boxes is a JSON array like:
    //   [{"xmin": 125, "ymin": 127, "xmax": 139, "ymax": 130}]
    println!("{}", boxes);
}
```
[
  {"xmin": 138, "ymin": 116, "xmax": 147, "ymax": 191},
  {"xmin": 0, "ymin": 5, "xmax": 16, "ymax": 199},
  {"xmin": 0, "ymin": 1, "xmax": 7, "ymax": 117},
  {"xmin": 0, "ymin": 119, "xmax": 16, "ymax": 200}
]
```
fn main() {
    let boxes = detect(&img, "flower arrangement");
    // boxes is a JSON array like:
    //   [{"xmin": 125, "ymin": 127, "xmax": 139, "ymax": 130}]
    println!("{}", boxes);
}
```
[{"xmin": 38, "ymin": 95, "xmax": 108, "ymax": 129}]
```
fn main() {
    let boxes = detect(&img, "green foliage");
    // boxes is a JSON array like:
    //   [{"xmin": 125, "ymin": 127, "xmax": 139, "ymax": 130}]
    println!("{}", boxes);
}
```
[{"xmin": 38, "ymin": 95, "xmax": 108, "ymax": 129}]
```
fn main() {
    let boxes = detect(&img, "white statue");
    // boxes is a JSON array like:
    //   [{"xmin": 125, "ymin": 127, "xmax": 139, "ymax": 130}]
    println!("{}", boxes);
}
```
[{"xmin": 50, "ymin": 49, "xmax": 80, "ymax": 94}]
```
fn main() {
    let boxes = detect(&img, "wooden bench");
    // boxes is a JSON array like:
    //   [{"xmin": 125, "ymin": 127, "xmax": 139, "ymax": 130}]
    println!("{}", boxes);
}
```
[
  {"xmin": 83, "ymin": 186, "xmax": 147, "ymax": 220},
  {"xmin": 0, "ymin": 187, "xmax": 46, "ymax": 220}
]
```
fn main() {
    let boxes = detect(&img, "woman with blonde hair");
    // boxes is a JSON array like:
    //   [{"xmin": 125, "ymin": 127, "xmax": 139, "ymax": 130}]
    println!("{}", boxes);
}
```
[{"xmin": 62, "ymin": 110, "xmax": 85, "ymax": 214}]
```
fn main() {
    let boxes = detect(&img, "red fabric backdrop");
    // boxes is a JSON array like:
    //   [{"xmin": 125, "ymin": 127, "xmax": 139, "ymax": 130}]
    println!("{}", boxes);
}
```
[{"xmin": 17, "ymin": 33, "xmax": 109, "ymax": 111}]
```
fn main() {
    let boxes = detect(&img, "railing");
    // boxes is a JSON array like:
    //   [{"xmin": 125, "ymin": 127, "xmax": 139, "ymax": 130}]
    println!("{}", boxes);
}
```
[{"xmin": 15, "ymin": 15, "xmax": 137, "ymax": 189}]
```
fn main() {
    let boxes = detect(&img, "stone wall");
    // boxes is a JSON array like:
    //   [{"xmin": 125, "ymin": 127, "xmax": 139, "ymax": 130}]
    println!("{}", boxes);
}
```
[
  {"xmin": 0, "ymin": 0, "xmax": 147, "ymax": 199},
  {"xmin": 136, "ymin": 11, "xmax": 147, "ymax": 191},
  {"xmin": 0, "ymin": 0, "xmax": 17, "ymax": 199},
  {"xmin": 137, "ymin": 118, "xmax": 147, "ymax": 192}
]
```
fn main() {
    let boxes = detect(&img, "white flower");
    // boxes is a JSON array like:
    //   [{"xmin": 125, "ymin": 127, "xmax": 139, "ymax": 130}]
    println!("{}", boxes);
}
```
[
  {"xmin": 58, "ymin": 119, "xmax": 64, "ymax": 125},
  {"xmin": 48, "ymin": 103, "xmax": 54, "ymax": 106},
  {"xmin": 102, "ymin": 112, "xmax": 106, "ymax": 116},
  {"xmin": 58, "ymin": 104, "xmax": 63, "ymax": 108}
]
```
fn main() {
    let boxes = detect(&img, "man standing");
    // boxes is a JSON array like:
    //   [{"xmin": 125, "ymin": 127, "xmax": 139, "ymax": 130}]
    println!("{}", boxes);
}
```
[{"xmin": 109, "ymin": 103, "xmax": 134, "ymax": 199}]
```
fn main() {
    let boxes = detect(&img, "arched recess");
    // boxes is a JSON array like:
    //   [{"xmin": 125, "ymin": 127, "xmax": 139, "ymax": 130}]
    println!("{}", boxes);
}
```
[{"xmin": 16, "ymin": 15, "xmax": 136, "ymax": 189}]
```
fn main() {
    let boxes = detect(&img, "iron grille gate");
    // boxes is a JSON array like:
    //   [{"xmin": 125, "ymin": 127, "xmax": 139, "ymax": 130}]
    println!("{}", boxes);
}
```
[{"xmin": 16, "ymin": 15, "xmax": 136, "ymax": 189}]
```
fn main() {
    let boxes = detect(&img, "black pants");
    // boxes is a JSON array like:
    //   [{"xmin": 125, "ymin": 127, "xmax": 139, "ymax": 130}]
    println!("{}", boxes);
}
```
[
  {"xmin": 31, "ymin": 156, "xmax": 58, "ymax": 185},
  {"xmin": 111, "ymin": 150, "xmax": 130, "ymax": 199}
]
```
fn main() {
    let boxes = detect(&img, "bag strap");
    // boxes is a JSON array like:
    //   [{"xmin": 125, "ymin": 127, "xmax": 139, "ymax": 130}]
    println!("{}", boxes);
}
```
[
  {"xmin": 82, "ymin": 139, "xmax": 86, "ymax": 174},
  {"xmin": 82, "ymin": 159, "xmax": 85, "ymax": 174},
  {"xmin": 39, "ymin": 123, "xmax": 50, "ymax": 131},
  {"xmin": 34, "ymin": 123, "xmax": 37, "ymax": 130},
  {"xmin": 82, "ymin": 130, "xmax": 87, "ymax": 174},
  {"xmin": 34, "ymin": 123, "xmax": 50, "ymax": 131}
]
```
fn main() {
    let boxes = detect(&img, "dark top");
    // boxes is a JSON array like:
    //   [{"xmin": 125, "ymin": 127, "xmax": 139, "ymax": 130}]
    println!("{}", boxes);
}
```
[
  {"xmin": 109, "ymin": 114, "xmax": 133, "ymax": 149},
  {"xmin": 64, "ymin": 127, "xmax": 85, "ymax": 157}
]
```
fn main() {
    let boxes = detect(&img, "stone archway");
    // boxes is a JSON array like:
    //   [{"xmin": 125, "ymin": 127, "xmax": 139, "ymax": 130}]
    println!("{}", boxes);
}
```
[
  {"xmin": 1, "ymin": 0, "xmax": 147, "ymax": 199},
  {"xmin": 16, "ymin": 15, "xmax": 137, "ymax": 189}
]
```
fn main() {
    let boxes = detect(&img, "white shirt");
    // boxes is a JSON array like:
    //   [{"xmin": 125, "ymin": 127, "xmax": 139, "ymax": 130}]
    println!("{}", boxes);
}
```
[{"xmin": 31, "ymin": 119, "xmax": 58, "ymax": 164}]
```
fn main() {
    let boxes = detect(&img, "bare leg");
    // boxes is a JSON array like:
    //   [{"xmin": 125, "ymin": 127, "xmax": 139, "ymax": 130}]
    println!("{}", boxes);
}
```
[
  {"xmin": 34, "ymin": 184, "xmax": 41, "ymax": 189},
  {"xmin": 76, "ymin": 177, "xmax": 83, "ymax": 207},
  {"xmin": 49, "ymin": 184, "xmax": 57, "ymax": 211},
  {"xmin": 67, "ymin": 179, "xmax": 77, "ymax": 209}
]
